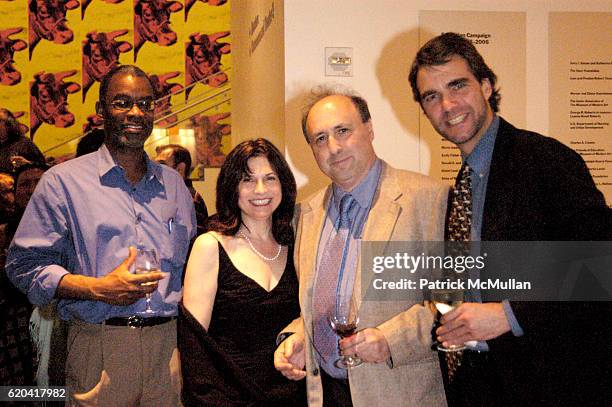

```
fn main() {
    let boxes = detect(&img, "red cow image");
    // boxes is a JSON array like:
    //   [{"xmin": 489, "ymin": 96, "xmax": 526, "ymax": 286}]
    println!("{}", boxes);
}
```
[
  {"xmin": 0, "ymin": 28, "xmax": 27, "ymax": 86},
  {"xmin": 28, "ymin": 0, "xmax": 80, "ymax": 60},
  {"xmin": 134, "ymin": 0, "xmax": 183, "ymax": 61},
  {"xmin": 82, "ymin": 30, "xmax": 132, "ymax": 102},
  {"xmin": 82, "ymin": 113, "xmax": 104, "ymax": 134},
  {"xmin": 149, "ymin": 71, "xmax": 183, "ymax": 127},
  {"xmin": 81, "ymin": 0, "xmax": 124, "ymax": 19},
  {"xmin": 193, "ymin": 112, "xmax": 230, "ymax": 168},
  {"xmin": 29, "ymin": 70, "xmax": 81, "ymax": 139},
  {"xmin": 185, "ymin": 31, "xmax": 230, "ymax": 98},
  {"xmin": 184, "ymin": 0, "xmax": 226, "ymax": 22}
]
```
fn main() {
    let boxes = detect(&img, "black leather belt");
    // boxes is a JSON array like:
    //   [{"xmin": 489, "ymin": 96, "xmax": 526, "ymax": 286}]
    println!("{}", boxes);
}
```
[{"xmin": 104, "ymin": 316, "xmax": 176, "ymax": 328}]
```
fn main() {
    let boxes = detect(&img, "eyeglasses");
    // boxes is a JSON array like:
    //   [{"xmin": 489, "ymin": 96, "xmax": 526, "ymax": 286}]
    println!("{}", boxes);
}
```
[{"xmin": 109, "ymin": 98, "xmax": 156, "ymax": 112}]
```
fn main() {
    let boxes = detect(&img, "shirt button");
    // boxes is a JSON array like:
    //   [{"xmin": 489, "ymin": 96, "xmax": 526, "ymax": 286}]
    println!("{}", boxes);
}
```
[
  {"xmin": 312, "ymin": 368, "xmax": 319, "ymax": 376},
  {"xmin": 135, "ymin": 214, "xmax": 142, "ymax": 224}
]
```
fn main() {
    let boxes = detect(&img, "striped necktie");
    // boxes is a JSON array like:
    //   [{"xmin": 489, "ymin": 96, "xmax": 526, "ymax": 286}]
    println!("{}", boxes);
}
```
[{"xmin": 313, "ymin": 194, "xmax": 355, "ymax": 374}]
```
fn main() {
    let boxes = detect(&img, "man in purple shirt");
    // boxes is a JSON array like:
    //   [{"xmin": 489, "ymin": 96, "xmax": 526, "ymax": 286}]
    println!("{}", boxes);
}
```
[{"xmin": 7, "ymin": 65, "xmax": 195, "ymax": 405}]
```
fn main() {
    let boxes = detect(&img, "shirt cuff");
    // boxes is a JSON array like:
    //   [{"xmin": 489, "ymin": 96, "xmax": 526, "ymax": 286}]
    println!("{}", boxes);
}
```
[
  {"xmin": 276, "ymin": 332, "xmax": 294, "ymax": 347},
  {"xmin": 502, "ymin": 299, "xmax": 524, "ymax": 337},
  {"xmin": 29, "ymin": 265, "xmax": 70, "ymax": 306}
]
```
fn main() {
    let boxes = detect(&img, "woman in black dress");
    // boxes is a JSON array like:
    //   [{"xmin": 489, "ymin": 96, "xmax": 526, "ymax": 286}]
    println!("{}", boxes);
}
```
[{"xmin": 179, "ymin": 138, "xmax": 306, "ymax": 406}]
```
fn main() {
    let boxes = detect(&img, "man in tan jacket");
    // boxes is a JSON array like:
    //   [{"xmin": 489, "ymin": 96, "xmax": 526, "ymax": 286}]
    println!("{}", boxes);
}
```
[{"xmin": 274, "ymin": 86, "xmax": 448, "ymax": 407}]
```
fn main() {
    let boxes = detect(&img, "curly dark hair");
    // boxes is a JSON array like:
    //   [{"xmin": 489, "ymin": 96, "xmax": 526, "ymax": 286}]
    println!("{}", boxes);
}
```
[
  {"xmin": 408, "ymin": 32, "xmax": 501, "ymax": 113},
  {"xmin": 206, "ymin": 138, "xmax": 296, "ymax": 246}
]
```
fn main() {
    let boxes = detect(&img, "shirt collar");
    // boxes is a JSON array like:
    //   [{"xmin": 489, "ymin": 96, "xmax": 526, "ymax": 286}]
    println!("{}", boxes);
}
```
[
  {"xmin": 464, "ymin": 115, "xmax": 499, "ymax": 176},
  {"xmin": 97, "ymin": 143, "xmax": 164, "ymax": 184},
  {"xmin": 332, "ymin": 158, "xmax": 382, "ymax": 210}
]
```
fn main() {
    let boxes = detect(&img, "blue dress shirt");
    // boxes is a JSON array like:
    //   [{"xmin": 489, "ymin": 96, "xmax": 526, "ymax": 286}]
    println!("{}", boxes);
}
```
[
  {"xmin": 463, "ymin": 115, "xmax": 523, "ymax": 338},
  {"xmin": 6, "ymin": 144, "xmax": 195, "ymax": 322},
  {"xmin": 314, "ymin": 158, "xmax": 382, "ymax": 378}
]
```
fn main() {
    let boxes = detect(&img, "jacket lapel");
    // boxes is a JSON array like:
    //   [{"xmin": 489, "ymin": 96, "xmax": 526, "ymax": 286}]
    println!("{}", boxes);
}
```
[
  {"xmin": 356, "ymin": 164, "xmax": 402, "ymax": 305},
  {"xmin": 482, "ymin": 117, "xmax": 514, "ymax": 241},
  {"xmin": 299, "ymin": 187, "xmax": 332, "ymax": 331}
]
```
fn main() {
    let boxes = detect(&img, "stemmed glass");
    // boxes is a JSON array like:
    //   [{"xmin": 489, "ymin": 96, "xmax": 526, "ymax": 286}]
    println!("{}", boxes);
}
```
[
  {"xmin": 431, "ymin": 289, "xmax": 465, "ymax": 352},
  {"xmin": 134, "ymin": 248, "xmax": 160, "ymax": 314},
  {"xmin": 328, "ymin": 294, "xmax": 362, "ymax": 368}
]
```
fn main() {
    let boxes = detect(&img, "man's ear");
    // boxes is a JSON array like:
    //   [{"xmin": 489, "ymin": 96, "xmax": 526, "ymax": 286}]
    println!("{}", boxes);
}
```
[
  {"xmin": 176, "ymin": 162, "xmax": 187, "ymax": 178},
  {"xmin": 481, "ymin": 78, "xmax": 493, "ymax": 100},
  {"xmin": 366, "ymin": 120, "xmax": 374, "ymax": 141}
]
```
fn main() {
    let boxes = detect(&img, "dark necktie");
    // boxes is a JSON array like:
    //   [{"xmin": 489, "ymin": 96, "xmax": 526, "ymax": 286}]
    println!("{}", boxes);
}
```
[
  {"xmin": 313, "ymin": 194, "xmax": 355, "ymax": 371},
  {"xmin": 444, "ymin": 163, "xmax": 472, "ymax": 381},
  {"xmin": 447, "ymin": 163, "xmax": 472, "ymax": 242}
]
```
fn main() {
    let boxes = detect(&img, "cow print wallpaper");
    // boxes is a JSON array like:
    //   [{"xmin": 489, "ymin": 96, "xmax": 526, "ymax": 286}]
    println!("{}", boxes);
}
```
[{"xmin": 0, "ymin": 0, "xmax": 231, "ymax": 165}]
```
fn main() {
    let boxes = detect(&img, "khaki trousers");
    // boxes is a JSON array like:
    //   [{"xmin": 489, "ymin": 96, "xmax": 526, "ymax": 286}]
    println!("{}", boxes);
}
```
[{"xmin": 65, "ymin": 319, "xmax": 181, "ymax": 407}]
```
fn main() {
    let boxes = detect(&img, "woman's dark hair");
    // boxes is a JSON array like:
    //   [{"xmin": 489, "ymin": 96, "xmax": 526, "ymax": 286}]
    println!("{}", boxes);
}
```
[{"xmin": 207, "ymin": 138, "xmax": 296, "ymax": 245}]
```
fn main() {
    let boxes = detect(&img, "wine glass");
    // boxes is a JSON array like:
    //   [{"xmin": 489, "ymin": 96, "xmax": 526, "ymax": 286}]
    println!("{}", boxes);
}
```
[
  {"xmin": 431, "ymin": 289, "xmax": 465, "ymax": 352},
  {"xmin": 328, "ymin": 296, "xmax": 362, "ymax": 368},
  {"xmin": 134, "ymin": 248, "xmax": 161, "ymax": 314}
]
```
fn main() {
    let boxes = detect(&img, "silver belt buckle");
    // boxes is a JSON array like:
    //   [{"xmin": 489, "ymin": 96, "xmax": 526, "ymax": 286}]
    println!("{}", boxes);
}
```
[{"xmin": 127, "ymin": 315, "xmax": 144, "ymax": 328}]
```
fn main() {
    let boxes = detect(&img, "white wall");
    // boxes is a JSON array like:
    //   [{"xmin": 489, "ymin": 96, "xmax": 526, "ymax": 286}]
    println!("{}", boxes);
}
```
[{"xmin": 284, "ymin": 0, "xmax": 612, "ymax": 199}]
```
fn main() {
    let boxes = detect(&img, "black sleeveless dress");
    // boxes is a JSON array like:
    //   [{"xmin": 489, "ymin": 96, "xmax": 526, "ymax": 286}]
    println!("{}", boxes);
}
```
[{"xmin": 204, "ymin": 242, "xmax": 306, "ymax": 406}]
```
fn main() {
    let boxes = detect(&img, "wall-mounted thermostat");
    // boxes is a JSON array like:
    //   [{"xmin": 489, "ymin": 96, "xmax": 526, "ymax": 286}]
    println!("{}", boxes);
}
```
[{"xmin": 325, "ymin": 47, "xmax": 353, "ymax": 77}]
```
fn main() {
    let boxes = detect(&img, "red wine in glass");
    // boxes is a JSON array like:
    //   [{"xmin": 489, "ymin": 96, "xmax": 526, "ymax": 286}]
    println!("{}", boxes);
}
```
[
  {"xmin": 328, "ymin": 298, "xmax": 362, "ymax": 369},
  {"xmin": 333, "ymin": 322, "xmax": 357, "ymax": 338}
]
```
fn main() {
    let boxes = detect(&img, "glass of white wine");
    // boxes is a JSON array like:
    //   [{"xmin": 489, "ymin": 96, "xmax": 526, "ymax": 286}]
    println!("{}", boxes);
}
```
[
  {"xmin": 431, "ymin": 289, "xmax": 465, "ymax": 352},
  {"xmin": 134, "ymin": 248, "xmax": 160, "ymax": 314}
]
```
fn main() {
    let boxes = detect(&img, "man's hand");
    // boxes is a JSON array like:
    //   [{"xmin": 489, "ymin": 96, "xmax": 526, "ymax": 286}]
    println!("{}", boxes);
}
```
[
  {"xmin": 90, "ymin": 247, "xmax": 165, "ymax": 305},
  {"xmin": 339, "ymin": 328, "xmax": 390, "ymax": 363},
  {"xmin": 274, "ymin": 332, "xmax": 306, "ymax": 380},
  {"xmin": 437, "ymin": 302, "xmax": 511, "ymax": 347}
]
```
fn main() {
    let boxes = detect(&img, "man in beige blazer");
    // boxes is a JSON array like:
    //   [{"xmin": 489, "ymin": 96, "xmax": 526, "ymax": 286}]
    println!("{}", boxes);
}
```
[{"xmin": 274, "ymin": 87, "xmax": 448, "ymax": 406}]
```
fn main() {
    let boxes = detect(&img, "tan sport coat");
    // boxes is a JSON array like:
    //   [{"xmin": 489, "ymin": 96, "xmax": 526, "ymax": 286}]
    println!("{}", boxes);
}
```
[{"xmin": 285, "ymin": 162, "xmax": 449, "ymax": 407}]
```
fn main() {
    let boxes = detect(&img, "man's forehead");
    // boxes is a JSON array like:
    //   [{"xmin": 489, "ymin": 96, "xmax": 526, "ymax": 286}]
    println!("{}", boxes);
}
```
[
  {"xmin": 418, "ymin": 56, "xmax": 474, "ymax": 81},
  {"xmin": 308, "ymin": 95, "xmax": 357, "ymax": 123},
  {"xmin": 314, "ymin": 94, "xmax": 353, "ymax": 110},
  {"xmin": 156, "ymin": 148, "xmax": 174, "ymax": 162},
  {"xmin": 105, "ymin": 72, "xmax": 154, "ymax": 99}
]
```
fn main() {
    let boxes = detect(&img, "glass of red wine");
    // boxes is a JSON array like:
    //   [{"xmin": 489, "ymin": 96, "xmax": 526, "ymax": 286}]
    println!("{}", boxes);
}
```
[{"xmin": 328, "ymin": 296, "xmax": 362, "ymax": 368}]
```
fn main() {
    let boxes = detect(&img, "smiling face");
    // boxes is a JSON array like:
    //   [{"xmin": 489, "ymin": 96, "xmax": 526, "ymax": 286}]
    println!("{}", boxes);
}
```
[
  {"xmin": 416, "ymin": 55, "xmax": 494, "ymax": 156},
  {"xmin": 305, "ymin": 95, "xmax": 376, "ymax": 192},
  {"xmin": 97, "ymin": 72, "xmax": 155, "ymax": 151},
  {"xmin": 237, "ymin": 155, "xmax": 282, "ymax": 224}
]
